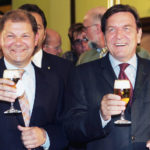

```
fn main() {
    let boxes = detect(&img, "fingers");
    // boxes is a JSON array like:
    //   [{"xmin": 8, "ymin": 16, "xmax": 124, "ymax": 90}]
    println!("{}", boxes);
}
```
[
  {"xmin": 0, "ymin": 78, "xmax": 17, "ymax": 102},
  {"xmin": 100, "ymin": 94, "xmax": 126, "ymax": 120},
  {"xmin": 146, "ymin": 140, "xmax": 150, "ymax": 149},
  {"xmin": 18, "ymin": 125, "xmax": 46, "ymax": 149}
]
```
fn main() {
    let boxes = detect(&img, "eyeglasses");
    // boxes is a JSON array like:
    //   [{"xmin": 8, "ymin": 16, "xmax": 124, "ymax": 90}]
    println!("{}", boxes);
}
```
[
  {"xmin": 73, "ymin": 37, "xmax": 88, "ymax": 45},
  {"xmin": 84, "ymin": 24, "xmax": 97, "ymax": 29}
]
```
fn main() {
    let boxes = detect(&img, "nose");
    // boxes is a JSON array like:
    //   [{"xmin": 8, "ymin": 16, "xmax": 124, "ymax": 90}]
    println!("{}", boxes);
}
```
[
  {"xmin": 81, "ymin": 42, "xmax": 88, "ymax": 50},
  {"xmin": 15, "ymin": 37, "xmax": 22, "ymax": 45},
  {"xmin": 116, "ymin": 29, "xmax": 124, "ymax": 39}
]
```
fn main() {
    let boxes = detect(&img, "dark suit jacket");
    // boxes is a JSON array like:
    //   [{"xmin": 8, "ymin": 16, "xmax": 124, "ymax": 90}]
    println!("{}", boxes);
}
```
[
  {"xmin": 41, "ymin": 51, "xmax": 73, "ymax": 87},
  {"xmin": 0, "ymin": 58, "xmax": 68, "ymax": 150},
  {"xmin": 63, "ymin": 53, "xmax": 150, "ymax": 150}
]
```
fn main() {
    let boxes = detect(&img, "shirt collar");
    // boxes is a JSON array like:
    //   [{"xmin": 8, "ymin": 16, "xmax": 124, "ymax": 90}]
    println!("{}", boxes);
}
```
[
  {"xmin": 109, "ymin": 53, "xmax": 137, "ymax": 70},
  {"xmin": 32, "ymin": 49, "xmax": 43, "ymax": 68},
  {"xmin": 4, "ymin": 57, "xmax": 33, "ymax": 72}
]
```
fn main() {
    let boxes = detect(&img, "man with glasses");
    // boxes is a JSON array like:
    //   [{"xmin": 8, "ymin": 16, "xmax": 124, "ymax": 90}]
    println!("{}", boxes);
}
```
[
  {"xmin": 76, "ymin": 6, "xmax": 107, "ymax": 65},
  {"xmin": 63, "ymin": 23, "xmax": 90, "ymax": 65}
]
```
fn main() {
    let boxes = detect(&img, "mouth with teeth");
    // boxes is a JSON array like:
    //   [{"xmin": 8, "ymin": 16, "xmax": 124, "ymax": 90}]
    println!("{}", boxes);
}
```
[{"xmin": 115, "ymin": 43, "xmax": 126, "ymax": 46}]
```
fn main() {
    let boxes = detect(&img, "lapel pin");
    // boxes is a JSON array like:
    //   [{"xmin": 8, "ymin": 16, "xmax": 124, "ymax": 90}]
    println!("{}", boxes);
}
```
[{"xmin": 48, "ymin": 66, "xmax": 50, "ymax": 70}]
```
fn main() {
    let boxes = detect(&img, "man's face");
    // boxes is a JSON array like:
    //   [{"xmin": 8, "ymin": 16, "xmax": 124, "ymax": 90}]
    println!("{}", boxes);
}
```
[
  {"xmin": 0, "ymin": 20, "xmax": 38, "ymax": 67},
  {"xmin": 105, "ymin": 12, "xmax": 142, "ymax": 62},
  {"xmin": 83, "ymin": 19, "xmax": 98, "ymax": 43},
  {"xmin": 73, "ymin": 31, "xmax": 90, "ymax": 55},
  {"xmin": 43, "ymin": 34, "xmax": 62, "ymax": 56},
  {"xmin": 31, "ymin": 12, "xmax": 46, "ymax": 50}
]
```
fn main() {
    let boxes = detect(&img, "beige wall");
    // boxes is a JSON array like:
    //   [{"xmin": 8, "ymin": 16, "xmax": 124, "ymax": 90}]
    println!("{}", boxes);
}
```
[
  {"xmin": 122, "ymin": 0, "xmax": 150, "ymax": 18},
  {"xmin": 75, "ymin": 0, "xmax": 107, "ymax": 22}
]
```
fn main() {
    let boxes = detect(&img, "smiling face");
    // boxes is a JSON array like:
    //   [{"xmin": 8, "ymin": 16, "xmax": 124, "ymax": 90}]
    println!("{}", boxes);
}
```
[
  {"xmin": 105, "ymin": 12, "xmax": 142, "ymax": 62},
  {"xmin": 0, "ymin": 20, "xmax": 38, "ymax": 68}
]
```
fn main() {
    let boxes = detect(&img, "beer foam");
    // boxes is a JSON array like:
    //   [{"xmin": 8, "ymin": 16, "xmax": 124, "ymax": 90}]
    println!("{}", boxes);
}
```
[
  {"xmin": 114, "ymin": 80, "xmax": 130, "ymax": 89},
  {"xmin": 3, "ymin": 69, "xmax": 23, "ymax": 78}
]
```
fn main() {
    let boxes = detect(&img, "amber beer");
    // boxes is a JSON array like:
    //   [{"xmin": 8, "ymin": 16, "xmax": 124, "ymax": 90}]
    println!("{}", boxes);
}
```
[
  {"xmin": 114, "ymin": 80, "xmax": 130, "ymax": 104},
  {"xmin": 3, "ymin": 69, "xmax": 24, "ymax": 114}
]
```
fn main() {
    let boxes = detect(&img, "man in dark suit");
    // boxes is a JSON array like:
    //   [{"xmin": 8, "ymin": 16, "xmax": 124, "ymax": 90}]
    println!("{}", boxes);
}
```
[
  {"xmin": 63, "ymin": 4, "xmax": 150, "ymax": 150},
  {"xmin": 0, "ymin": 9, "xmax": 68, "ymax": 150},
  {"xmin": 19, "ymin": 4, "xmax": 73, "ymax": 86}
]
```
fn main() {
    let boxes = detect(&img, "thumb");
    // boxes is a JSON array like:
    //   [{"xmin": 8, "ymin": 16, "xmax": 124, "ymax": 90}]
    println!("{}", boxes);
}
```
[
  {"xmin": 17, "ymin": 125, "xmax": 30, "ymax": 131},
  {"xmin": 146, "ymin": 141, "xmax": 150, "ymax": 148}
]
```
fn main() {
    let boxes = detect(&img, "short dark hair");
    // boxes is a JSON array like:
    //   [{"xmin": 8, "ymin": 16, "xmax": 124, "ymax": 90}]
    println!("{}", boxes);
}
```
[
  {"xmin": 19, "ymin": 4, "xmax": 47, "ymax": 29},
  {"xmin": 101, "ymin": 4, "xmax": 141, "ymax": 33},
  {"xmin": 68, "ymin": 23, "xmax": 86, "ymax": 44},
  {"xmin": 0, "ymin": 9, "xmax": 38, "ymax": 34}
]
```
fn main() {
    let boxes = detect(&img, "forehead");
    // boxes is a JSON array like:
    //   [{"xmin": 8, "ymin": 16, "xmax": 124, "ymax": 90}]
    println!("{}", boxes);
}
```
[
  {"xmin": 3, "ymin": 20, "xmax": 33, "ymax": 32},
  {"xmin": 106, "ymin": 12, "xmax": 136, "ymax": 27},
  {"xmin": 73, "ymin": 31, "xmax": 86, "ymax": 38},
  {"xmin": 31, "ymin": 12, "xmax": 43, "ymax": 25}
]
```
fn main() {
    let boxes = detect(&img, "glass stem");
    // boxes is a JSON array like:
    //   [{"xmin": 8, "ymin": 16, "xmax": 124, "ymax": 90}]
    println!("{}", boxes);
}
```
[
  {"xmin": 120, "ymin": 110, "xmax": 125, "ymax": 120},
  {"xmin": 10, "ymin": 102, "xmax": 15, "ymax": 110}
]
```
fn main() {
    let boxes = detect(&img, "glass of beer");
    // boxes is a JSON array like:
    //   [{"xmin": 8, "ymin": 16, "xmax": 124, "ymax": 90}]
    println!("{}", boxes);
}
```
[
  {"xmin": 114, "ymin": 79, "xmax": 131, "ymax": 124},
  {"xmin": 3, "ymin": 69, "xmax": 24, "ymax": 114}
]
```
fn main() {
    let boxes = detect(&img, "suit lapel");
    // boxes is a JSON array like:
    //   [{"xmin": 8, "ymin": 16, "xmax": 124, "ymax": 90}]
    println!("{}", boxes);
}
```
[
  {"xmin": 42, "ymin": 51, "xmax": 51, "ymax": 70},
  {"xmin": 29, "ymin": 67, "xmax": 45, "ymax": 126},
  {"xmin": 133, "ymin": 57, "xmax": 149, "ymax": 99},
  {"xmin": 100, "ymin": 54, "xmax": 117, "ymax": 89}
]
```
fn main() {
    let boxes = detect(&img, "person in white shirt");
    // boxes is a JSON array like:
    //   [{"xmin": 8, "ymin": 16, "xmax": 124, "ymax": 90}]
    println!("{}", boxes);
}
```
[{"xmin": 0, "ymin": 9, "xmax": 68, "ymax": 150}]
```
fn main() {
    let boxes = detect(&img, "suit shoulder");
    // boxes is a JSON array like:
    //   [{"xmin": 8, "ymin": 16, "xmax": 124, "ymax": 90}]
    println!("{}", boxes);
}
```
[
  {"xmin": 34, "ymin": 65, "xmax": 61, "ymax": 83},
  {"xmin": 76, "ymin": 58, "xmax": 102, "ymax": 73},
  {"xmin": 138, "ymin": 56, "xmax": 150, "ymax": 65},
  {"xmin": 43, "ymin": 51, "xmax": 72, "ymax": 65}
]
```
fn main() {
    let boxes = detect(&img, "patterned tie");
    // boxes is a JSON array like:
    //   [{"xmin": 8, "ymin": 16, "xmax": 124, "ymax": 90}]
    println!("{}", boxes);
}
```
[
  {"xmin": 118, "ymin": 63, "xmax": 133, "ymax": 105},
  {"xmin": 19, "ymin": 92, "xmax": 30, "ymax": 127}
]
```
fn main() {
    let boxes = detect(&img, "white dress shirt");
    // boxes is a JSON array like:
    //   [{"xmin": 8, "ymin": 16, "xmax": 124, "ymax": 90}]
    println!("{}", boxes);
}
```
[
  {"xmin": 4, "ymin": 58, "xmax": 50, "ymax": 149},
  {"xmin": 100, "ymin": 54, "xmax": 137, "ymax": 127},
  {"xmin": 32, "ymin": 49, "xmax": 43, "ymax": 68}
]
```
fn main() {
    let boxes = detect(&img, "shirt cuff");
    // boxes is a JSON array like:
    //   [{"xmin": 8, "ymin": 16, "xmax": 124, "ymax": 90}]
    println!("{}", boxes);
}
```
[
  {"xmin": 42, "ymin": 131, "xmax": 50, "ymax": 150},
  {"xmin": 99, "ymin": 111, "xmax": 111, "ymax": 128}
]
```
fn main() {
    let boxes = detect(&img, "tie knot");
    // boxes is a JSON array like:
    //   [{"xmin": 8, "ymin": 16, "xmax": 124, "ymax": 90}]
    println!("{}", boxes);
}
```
[{"xmin": 119, "ymin": 63, "xmax": 129, "ymax": 72}]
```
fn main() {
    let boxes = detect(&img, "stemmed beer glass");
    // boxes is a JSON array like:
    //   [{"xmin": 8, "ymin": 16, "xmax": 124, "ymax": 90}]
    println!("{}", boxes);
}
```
[
  {"xmin": 114, "ymin": 80, "xmax": 131, "ymax": 124},
  {"xmin": 3, "ymin": 69, "xmax": 24, "ymax": 114}
]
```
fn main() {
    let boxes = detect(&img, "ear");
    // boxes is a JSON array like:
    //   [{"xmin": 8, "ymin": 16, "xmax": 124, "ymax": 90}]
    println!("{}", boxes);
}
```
[
  {"xmin": 43, "ymin": 29, "xmax": 46, "ymax": 41},
  {"xmin": 34, "ymin": 32, "xmax": 39, "ymax": 46},
  {"xmin": 137, "ymin": 28, "xmax": 142, "ymax": 44},
  {"xmin": 95, "ymin": 24, "xmax": 101, "ymax": 34}
]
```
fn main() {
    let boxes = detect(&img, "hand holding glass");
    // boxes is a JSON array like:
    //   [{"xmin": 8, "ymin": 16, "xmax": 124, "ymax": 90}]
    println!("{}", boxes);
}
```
[
  {"xmin": 114, "ymin": 80, "xmax": 131, "ymax": 124},
  {"xmin": 3, "ymin": 69, "xmax": 24, "ymax": 114}
]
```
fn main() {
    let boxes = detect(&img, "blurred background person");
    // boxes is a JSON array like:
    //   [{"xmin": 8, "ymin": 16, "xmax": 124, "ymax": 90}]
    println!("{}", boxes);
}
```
[
  {"xmin": 63, "ymin": 23, "xmax": 90, "ymax": 65},
  {"xmin": 19, "ymin": 4, "xmax": 73, "ymax": 87},
  {"xmin": 76, "ymin": 7, "xmax": 107, "ymax": 65},
  {"xmin": 0, "ymin": 10, "xmax": 4, "ymax": 18},
  {"xmin": 43, "ymin": 28, "xmax": 62, "ymax": 56}
]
